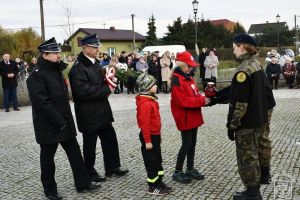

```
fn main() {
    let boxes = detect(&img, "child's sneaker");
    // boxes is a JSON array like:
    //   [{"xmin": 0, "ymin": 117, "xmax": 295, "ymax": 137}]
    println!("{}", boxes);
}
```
[
  {"xmin": 148, "ymin": 186, "xmax": 168, "ymax": 195},
  {"xmin": 172, "ymin": 170, "xmax": 192, "ymax": 184},
  {"xmin": 159, "ymin": 182, "xmax": 172, "ymax": 192},
  {"xmin": 185, "ymin": 169, "xmax": 205, "ymax": 180}
]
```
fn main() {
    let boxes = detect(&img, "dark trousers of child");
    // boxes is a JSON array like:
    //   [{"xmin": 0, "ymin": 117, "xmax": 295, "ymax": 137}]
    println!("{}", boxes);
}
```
[
  {"xmin": 139, "ymin": 132, "xmax": 164, "ymax": 187},
  {"xmin": 175, "ymin": 128, "xmax": 198, "ymax": 171}
]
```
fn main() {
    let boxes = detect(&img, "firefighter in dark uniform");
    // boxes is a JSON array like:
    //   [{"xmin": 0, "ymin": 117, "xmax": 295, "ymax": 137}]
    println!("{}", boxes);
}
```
[
  {"xmin": 26, "ymin": 38, "xmax": 100, "ymax": 200},
  {"xmin": 210, "ymin": 34, "xmax": 269, "ymax": 199},
  {"xmin": 68, "ymin": 34, "xmax": 128, "ymax": 183}
]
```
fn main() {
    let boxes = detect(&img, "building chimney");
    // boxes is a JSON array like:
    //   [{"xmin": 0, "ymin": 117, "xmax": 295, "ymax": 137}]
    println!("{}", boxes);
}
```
[{"xmin": 110, "ymin": 26, "xmax": 116, "ymax": 31}]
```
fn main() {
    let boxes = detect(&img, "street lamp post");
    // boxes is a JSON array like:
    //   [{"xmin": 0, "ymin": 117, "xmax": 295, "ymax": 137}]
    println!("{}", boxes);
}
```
[
  {"xmin": 39, "ymin": 0, "xmax": 45, "ymax": 42},
  {"xmin": 276, "ymin": 14, "xmax": 280, "ymax": 51},
  {"xmin": 192, "ymin": 0, "xmax": 199, "ymax": 46}
]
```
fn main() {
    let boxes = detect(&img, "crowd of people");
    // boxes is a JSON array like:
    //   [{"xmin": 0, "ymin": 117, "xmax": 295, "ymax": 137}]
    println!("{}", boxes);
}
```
[
  {"xmin": 265, "ymin": 55, "xmax": 300, "ymax": 89},
  {"xmin": 0, "ymin": 32, "xmax": 298, "ymax": 200},
  {"xmin": 96, "ymin": 50, "xmax": 177, "ymax": 94}
]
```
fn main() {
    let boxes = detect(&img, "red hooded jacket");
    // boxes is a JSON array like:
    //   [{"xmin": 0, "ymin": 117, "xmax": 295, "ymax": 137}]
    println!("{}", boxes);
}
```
[
  {"xmin": 136, "ymin": 95, "xmax": 161, "ymax": 143},
  {"xmin": 171, "ymin": 68, "xmax": 206, "ymax": 131}
]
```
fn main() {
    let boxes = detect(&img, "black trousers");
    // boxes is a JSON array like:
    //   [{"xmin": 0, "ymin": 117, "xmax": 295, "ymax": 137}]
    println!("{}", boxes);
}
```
[
  {"xmin": 139, "ymin": 133, "xmax": 164, "ymax": 187},
  {"xmin": 268, "ymin": 75, "xmax": 279, "ymax": 88},
  {"xmin": 40, "ymin": 138, "xmax": 90, "ymax": 196},
  {"xmin": 175, "ymin": 128, "xmax": 198, "ymax": 171},
  {"xmin": 200, "ymin": 66, "xmax": 205, "ymax": 79},
  {"xmin": 285, "ymin": 76, "xmax": 295, "ymax": 88},
  {"xmin": 162, "ymin": 81, "xmax": 169, "ymax": 93},
  {"xmin": 82, "ymin": 125, "xmax": 121, "ymax": 176}
]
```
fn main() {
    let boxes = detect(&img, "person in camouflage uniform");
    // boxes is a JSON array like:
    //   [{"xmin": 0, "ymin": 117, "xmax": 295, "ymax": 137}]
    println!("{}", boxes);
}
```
[
  {"xmin": 211, "ymin": 67, "xmax": 275, "ymax": 189},
  {"xmin": 210, "ymin": 33, "xmax": 269, "ymax": 200}
]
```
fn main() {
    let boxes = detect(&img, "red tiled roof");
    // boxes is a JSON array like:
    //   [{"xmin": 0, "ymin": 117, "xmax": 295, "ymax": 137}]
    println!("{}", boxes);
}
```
[{"xmin": 209, "ymin": 19, "xmax": 237, "ymax": 32}]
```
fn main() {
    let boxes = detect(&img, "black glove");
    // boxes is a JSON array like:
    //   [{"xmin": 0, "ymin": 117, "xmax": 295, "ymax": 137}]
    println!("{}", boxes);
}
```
[
  {"xmin": 216, "ymin": 86, "xmax": 230, "ymax": 104},
  {"xmin": 227, "ymin": 129, "xmax": 235, "ymax": 141},
  {"xmin": 206, "ymin": 97, "xmax": 218, "ymax": 107}
]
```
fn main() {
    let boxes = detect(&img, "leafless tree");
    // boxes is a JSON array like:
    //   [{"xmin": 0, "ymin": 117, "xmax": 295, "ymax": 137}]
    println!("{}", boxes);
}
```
[{"xmin": 61, "ymin": 0, "xmax": 74, "ymax": 39}]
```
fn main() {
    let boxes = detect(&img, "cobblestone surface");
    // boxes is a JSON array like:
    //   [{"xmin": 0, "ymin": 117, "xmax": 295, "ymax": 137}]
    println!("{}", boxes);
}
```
[{"xmin": 0, "ymin": 89, "xmax": 299, "ymax": 200}]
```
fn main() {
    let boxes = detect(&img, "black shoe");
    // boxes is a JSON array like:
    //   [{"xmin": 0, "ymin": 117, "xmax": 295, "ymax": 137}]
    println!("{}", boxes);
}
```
[
  {"xmin": 105, "ymin": 167, "xmax": 129, "ymax": 177},
  {"xmin": 260, "ymin": 167, "xmax": 271, "ymax": 184},
  {"xmin": 14, "ymin": 107, "xmax": 20, "ymax": 111},
  {"xmin": 172, "ymin": 170, "xmax": 192, "ymax": 184},
  {"xmin": 185, "ymin": 169, "xmax": 205, "ymax": 180},
  {"xmin": 91, "ymin": 174, "xmax": 106, "ymax": 182},
  {"xmin": 46, "ymin": 194, "xmax": 62, "ymax": 200},
  {"xmin": 159, "ymin": 182, "xmax": 172, "ymax": 192},
  {"xmin": 148, "ymin": 186, "xmax": 169, "ymax": 196},
  {"xmin": 233, "ymin": 187, "xmax": 262, "ymax": 200},
  {"xmin": 5, "ymin": 108, "xmax": 9, "ymax": 112},
  {"xmin": 77, "ymin": 182, "xmax": 101, "ymax": 193}
]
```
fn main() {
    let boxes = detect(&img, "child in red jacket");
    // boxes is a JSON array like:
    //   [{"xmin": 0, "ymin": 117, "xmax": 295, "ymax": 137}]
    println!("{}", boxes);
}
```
[
  {"xmin": 136, "ymin": 73, "xmax": 171, "ymax": 196},
  {"xmin": 170, "ymin": 51, "xmax": 210, "ymax": 184}
]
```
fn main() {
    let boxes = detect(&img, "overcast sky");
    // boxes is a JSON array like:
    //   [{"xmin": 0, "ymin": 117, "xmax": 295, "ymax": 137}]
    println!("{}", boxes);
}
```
[{"xmin": 1, "ymin": 0, "xmax": 299, "ymax": 43}]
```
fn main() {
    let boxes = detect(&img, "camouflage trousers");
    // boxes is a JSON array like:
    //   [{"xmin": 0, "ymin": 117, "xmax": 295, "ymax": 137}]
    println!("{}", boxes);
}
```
[
  {"xmin": 258, "ymin": 109, "xmax": 273, "ymax": 168},
  {"xmin": 235, "ymin": 110, "xmax": 273, "ymax": 188}
]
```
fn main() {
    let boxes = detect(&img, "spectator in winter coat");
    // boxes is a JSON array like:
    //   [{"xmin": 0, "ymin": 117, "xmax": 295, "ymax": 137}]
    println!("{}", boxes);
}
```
[
  {"xmin": 0, "ymin": 53, "xmax": 20, "ymax": 112},
  {"xmin": 204, "ymin": 49, "xmax": 219, "ymax": 86},
  {"xmin": 265, "ymin": 57, "xmax": 281, "ymax": 89},
  {"xmin": 295, "ymin": 62, "xmax": 300, "ymax": 89},
  {"xmin": 282, "ymin": 58, "xmax": 296, "ymax": 89},
  {"xmin": 136, "ymin": 55, "xmax": 149, "ymax": 73},
  {"xmin": 198, "ymin": 47, "xmax": 208, "ymax": 81},
  {"xmin": 160, "ymin": 51, "xmax": 172, "ymax": 93}
]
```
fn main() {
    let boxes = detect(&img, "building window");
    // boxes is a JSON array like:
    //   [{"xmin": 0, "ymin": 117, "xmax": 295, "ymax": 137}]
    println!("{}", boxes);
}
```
[
  {"xmin": 107, "ymin": 47, "xmax": 116, "ymax": 57},
  {"xmin": 77, "ymin": 37, "xmax": 82, "ymax": 47}
]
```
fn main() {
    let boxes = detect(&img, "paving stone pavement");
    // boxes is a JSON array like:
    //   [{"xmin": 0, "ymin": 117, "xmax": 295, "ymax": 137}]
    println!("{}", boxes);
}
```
[{"xmin": 0, "ymin": 89, "xmax": 299, "ymax": 200}]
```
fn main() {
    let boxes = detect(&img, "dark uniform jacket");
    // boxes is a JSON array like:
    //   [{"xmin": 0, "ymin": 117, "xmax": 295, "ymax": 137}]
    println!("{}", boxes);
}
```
[
  {"xmin": 227, "ymin": 54, "xmax": 268, "ymax": 130},
  {"xmin": 68, "ymin": 52, "xmax": 113, "ymax": 134},
  {"xmin": 26, "ymin": 58, "xmax": 77, "ymax": 144},
  {"xmin": 0, "ymin": 60, "xmax": 19, "ymax": 88}
]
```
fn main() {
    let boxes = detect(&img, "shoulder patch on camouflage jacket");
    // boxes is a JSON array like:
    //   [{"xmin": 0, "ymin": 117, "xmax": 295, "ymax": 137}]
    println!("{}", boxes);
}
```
[{"xmin": 237, "ymin": 55, "xmax": 262, "ymax": 76}]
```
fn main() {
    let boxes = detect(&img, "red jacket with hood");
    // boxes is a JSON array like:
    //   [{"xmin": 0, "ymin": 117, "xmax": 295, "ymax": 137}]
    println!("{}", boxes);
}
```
[
  {"xmin": 136, "ymin": 94, "xmax": 161, "ymax": 143},
  {"xmin": 171, "ymin": 68, "xmax": 206, "ymax": 131}
]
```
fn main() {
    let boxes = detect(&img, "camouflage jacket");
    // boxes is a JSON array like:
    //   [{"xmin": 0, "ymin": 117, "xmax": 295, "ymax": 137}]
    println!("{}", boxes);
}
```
[{"xmin": 227, "ymin": 54, "xmax": 268, "ymax": 130}]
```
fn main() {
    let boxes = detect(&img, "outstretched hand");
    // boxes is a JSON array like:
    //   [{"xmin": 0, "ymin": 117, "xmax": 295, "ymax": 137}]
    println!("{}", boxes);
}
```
[{"xmin": 204, "ymin": 98, "xmax": 211, "ymax": 106}]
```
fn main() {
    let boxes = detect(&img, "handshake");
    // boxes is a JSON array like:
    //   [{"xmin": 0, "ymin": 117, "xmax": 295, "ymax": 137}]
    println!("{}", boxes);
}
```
[
  {"xmin": 206, "ymin": 85, "xmax": 231, "ymax": 106},
  {"xmin": 105, "ymin": 68, "xmax": 118, "ymax": 91}
]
